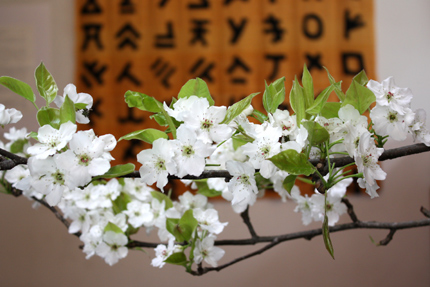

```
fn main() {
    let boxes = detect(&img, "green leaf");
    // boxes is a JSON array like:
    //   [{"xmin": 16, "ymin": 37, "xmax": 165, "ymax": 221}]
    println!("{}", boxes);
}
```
[
  {"xmin": 306, "ymin": 85, "xmax": 335, "ymax": 115},
  {"xmin": 282, "ymin": 174, "xmax": 297, "ymax": 195},
  {"xmin": 0, "ymin": 76, "xmax": 35, "ymax": 103},
  {"xmin": 37, "ymin": 107, "xmax": 60, "ymax": 128},
  {"xmin": 250, "ymin": 110, "xmax": 268, "ymax": 123},
  {"xmin": 124, "ymin": 90, "xmax": 162, "ymax": 113},
  {"xmin": 289, "ymin": 77, "xmax": 306, "ymax": 126},
  {"xmin": 263, "ymin": 77, "xmax": 285, "ymax": 114},
  {"xmin": 324, "ymin": 67, "xmax": 345, "ymax": 102},
  {"xmin": 269, "ymin": 149, "xmax": 316, "ymax": 176},
  {"xmin": 150, "ymin": 113, "xmax": 168, "ymax": 126},
  {"xmin": 302, "ymin": 64, "xmax": 314, "ymax": 109},
  {"xmin": 178, "ymin": 209, "xmax": 198, "ymax": 242},
  {"xmin": 35, "ymin": 62, "xmax": 58, "ymax": 105},
  {"xmin": 342, "ymin": 79, "xmax": 376, "ymax": 114},
  {"xmin": 178, "ymin": 78, "xmax": 214, "ymax": 106},
  {"xmin": 302, "ymin": 121, "xmax": 330, "ymax": 146},
  {"xmin": 9, "ymin": 139, "xmax": 28, "ymax": 154},
  {"xmin": 221, "ymin": 92, "xmax": 259, "ymax": 124},
  {"xmin": 166, "ymin": 218, "xmax": 185, "ymax": 242},
  {"xmin": 232, "ymin": 133, "xmax": 254, "ymax": 150},
  {"xmin": 119, "ymin": 128, "xmax": 168, "ymax": 144},
  {"xmin": 94, "ymin": 163, "xmax": 135, "ymax": 179},
  {"xmin": 320, "ymin": 102, "xmax": 341, "ymax": 119},
  {"xmin": 164, "ymin": 252, "xmax": 188, "ymax": 266},
  {"xmin": 112, "ymin": 192, "xmax": 132, "ymax": 214},
  {"xmin": 195, "ymin": 180, "xmax": 222, "ymax": 197},
  {"xmin": 74, "ymin": 103, "xmax": 87, "ymax": 110},
  {"xmin": 104, "ymin": 222, "xmax": 124, "ymax": 234},
  {"xmin": 151, "ymin": 191, "xmax": 173, "ymax": 210},
  {"xmin": 323, "ymin": 213, "xmax": 335, "ymax": 259},
  {"xmin": 27, "ymin": 132, "xmax": 38, "ymax": 140},
  {"xmin": 59, "ymin": 95, "xmax": 76, "ymax": 124},
  {"xmin": 352, "ymin": 70, "xmax": 368, "ymax": 86}
]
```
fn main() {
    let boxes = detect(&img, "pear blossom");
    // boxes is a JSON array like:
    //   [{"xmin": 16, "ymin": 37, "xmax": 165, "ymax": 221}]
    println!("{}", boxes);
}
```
[
  {"xmin": 178, "ymin": 191, "xmax": 208, "ymax": 212},
  {"xmin": 54, "ymin": 83, "xmax": 93, "ymax": 124},
  {"xmin": 27, "ymin": 121, "xmax": 77, "ymax": 159},
  {"xmin": 80, "ymin": 225, "xmax": 103, "ymax": 259},
  {"xmin": 269, "ymin": 109, "xmax": 297, "ymax": 137},
  {"xmin": 55, "ymin": 130, "xmax": 116, "ymax": 187},
  {"xmin": 0, "ymin": 104, "xmax": 22, "ymax": 126},
  {"xmin": 225, "ymin": 160, "xmax": 258, "ymax": 213},
  {"xmin": 367, "ymin": 77, "xmax": 413, "ymax": 115},
  {"xmin": 193, "ymin": 208, "xmax": 228, "ymax": 235},
  {"xmin": 290, "ymin": 187, "xmax": 314, "ymax": 226},
  {"xmin": 310, "ymin": 193, "xmax": 347, "ymax": 226},
  {"xmin": 151, "ymin": 239, "xmax": 182, "ymax": 268},
  {"xmin": 95, "ymin": 231, "xmax": 128, "ymax": 266},
  {"xmin": 122, "ymin": 178, "xmax": 153, "ymax": 202},
  {"xmin": 409, "ymin": 109, "xmax": 430, "ymax": 146},
  {"xmin": 193, "ymin": 236, "xmax": 225, "ymax": 267},
  {"xmin": 137, "ymin": 138, "xmax": 177, "ymax": 190},
  {"xmin": 240, "ymin": 122, "xmax": 282, "ymax": 178},
  {"xmin": 123, "ymin": 200, "xmax": 154, "ymax": 228},
  {"xmin": 370, "ymin": 105, "xmax": 415, "ymax": 141},
  {"xmin": 171, "ymin": 125, "xmax": 215, "ymax": 177},
  {"xmin": 354, "ymin": 132, "xmax": 386, "ymax": 196}
]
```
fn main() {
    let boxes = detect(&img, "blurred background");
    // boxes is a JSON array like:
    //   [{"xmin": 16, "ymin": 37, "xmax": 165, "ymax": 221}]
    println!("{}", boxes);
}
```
[{"xmin": 0, "ymin": 0, "xmax": 429, "ymax": 286}]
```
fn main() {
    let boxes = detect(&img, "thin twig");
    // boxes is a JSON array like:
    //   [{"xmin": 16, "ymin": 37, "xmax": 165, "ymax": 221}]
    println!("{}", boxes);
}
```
[
  {"xmin": 341, "ymin": 198, "xmax": 359, "ymax": 223},
  {"xmin": 379, "ymin": 229, "xmax": 396, "ymax": 246},
  {"xmin": 240, "ymin": 207, "xmax": 259, "ymax": 240}
]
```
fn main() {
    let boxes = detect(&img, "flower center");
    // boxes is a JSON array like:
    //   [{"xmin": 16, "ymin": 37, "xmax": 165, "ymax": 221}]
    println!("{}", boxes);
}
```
[
  {"xmin": 237, "ymin": 174, "xmax": 250, "ymax": 185},
  {"xmin": 201, "ymin": 118, "xmax": 213, "ymax": 131},
  {"xmin": 386, "ymin": 91, "xmax": 394, "ymax": 101},
  {"xmin": 156, "ymin": 158, "xmax": 166, "ymax": 171},
  {"xmin": 79, "ymin": 154, "xmax": 91, "ymax": 166},
  {"xmin": 52, "ymin": 170, "xmax": 65, "ymax": 185},
  {"xmin": 181, "ymin": 145, "xmax": 195, "ymax": 157},
  {"xmin": 388, "ymin": 112, "xmax": 397, "ymax": 122}
]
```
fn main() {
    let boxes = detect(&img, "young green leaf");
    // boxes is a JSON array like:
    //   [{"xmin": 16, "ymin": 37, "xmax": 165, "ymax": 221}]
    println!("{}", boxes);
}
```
[
  {"xmin": 178, "ymin": 78, "xmax": 214, "ymax": 106},
  {"xmin": 195, "ymin": 180, "xmax": 222, "ymax": 197},
  {"xmin": 323, "ymin": 213, "xmax": 335, "ymax": 259},
  {"xmin": 302, "ymin": 64, "xmax": 314, "ymax": 109},
  {"xmin": 164, "ymin": 252, "xmax": 188, "ymax": 266},
  {"xmin": 269, "ymin": 149, "xmax": 316, "ymax": 176},
  {"xmin": 305, "ymin": 85, "xmax": 335, "ymax": 115},
  {"xmin": 342, "ymin": 79, "xmax": 376, "ymax": 114},
  {"xmin": 104, "ymin": 222, "xmax": 124, "ymax": 234},
  {"xmin": 37, "ymin": 107, "xmax": 60, "ymax": 128},
  {"xmin": 59, "ymin": 95, "xmax": 76, "ymax": 124},
  {"xmin": 178, "ymin": 209, "xmax": 198, "ymax": 242},
  {"xmin": 232, "ymin": 133, "xmax": 254, "ymax": 150},
  {"xmin": 94, "ymin": 163, "xmax": 135, "ymax": 179},
  {"xmin": 353, "ymin": 70, "xmax": 369, "ymax": 86},
  {"xmin": 323, "ymin": 67, "xmax": 345, "ymax": 102},
  {"xmin": 119, "ymin": 128, "xmax": 168, "ymax": 144},
  {"xmin": 166, "ymin": 218, "xmax": 185, "ymax": 242},
  {"xmin": 250, "ymin": 110, "xmax": 268, "ymax": 123},
  {"xmin": 112, "ymin": 192, "xmax": 132, "ymax": 215},
  {"xmin": 35, "ymin": 62, "xmax": 58, "ymax": 105},
  {"xmin": 221, "ymin": 92, "xmax": 259, "ymax": 124},
  {"xmin": 289, "ymin": 77, "xmax": 306, "ymax": 126},
  {"xmin": 320, "ymin": 102, "xmax": 341, "ymax": 119},
  {"xmin": 263, "ymin": 77, "xmax": 285, "ymax": 114},
  {"xmin": 124, "ymin": 90, "xmax": 162, "ymax": 113},
  {"xmin": 9, "ymin": 139, "xmax": 28, "ymax": 154},
  {"xmin": 0, "ymin": 76, "xmax": 35, "ymax": 103},
  {"xmin": 151, "ymin": 191, "xmax": 173, "ymax": 210},
  {"xmin": 282, "ymin": 174, "xmax": 297, "ymax": 195},
  {"xmin": 302, "ymin": 121, "xmax": 330, "ymax": 146}
]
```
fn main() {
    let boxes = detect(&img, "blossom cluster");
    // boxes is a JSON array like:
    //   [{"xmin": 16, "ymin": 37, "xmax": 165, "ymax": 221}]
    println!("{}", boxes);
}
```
[{"xmin": 1, "ymin": 64, "xmax": 430, "ymax": 270}]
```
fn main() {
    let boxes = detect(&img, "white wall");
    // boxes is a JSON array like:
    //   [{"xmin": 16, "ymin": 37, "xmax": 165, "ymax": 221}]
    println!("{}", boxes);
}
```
[{"xmin": 0, "ymin": 1, "xmax": 429, "ymax": 286}]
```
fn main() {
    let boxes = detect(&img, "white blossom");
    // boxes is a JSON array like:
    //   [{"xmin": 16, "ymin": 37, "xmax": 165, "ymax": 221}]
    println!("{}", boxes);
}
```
[
  {"xmin": 54, "ymin": 83, "xmax": 93, "ymax": 124},
  {"xmin": 0, "ymin": 104, "xmax": 22, "ymax": 126},
  {"xmin": 193, "ymin": 236, "xmax": 225, "ymax": 267},
  {"xmin": 95, "ymin": 231, "xmax": 128, "ymax": 266}
]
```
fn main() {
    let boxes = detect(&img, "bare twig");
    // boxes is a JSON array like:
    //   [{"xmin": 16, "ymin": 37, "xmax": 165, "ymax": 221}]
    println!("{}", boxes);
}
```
[
  {"xmin": 341, "ymin": 198, "xmax": 359, "ymax": 223},
  {"xmin": 379, "ymin": 229, "xmax": 396, "ymax": 246},
  {"xmin": 240, "ymin": 207, "xmax": 259, "ymax": 240}
]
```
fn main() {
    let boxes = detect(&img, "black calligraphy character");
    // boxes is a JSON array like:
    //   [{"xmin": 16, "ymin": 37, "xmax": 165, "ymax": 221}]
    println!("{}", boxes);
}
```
[
  {"xmin": 342, "ymin": 53, "xmax": 364, "ymax": 75},
  {"xmin": 81, "ymin": 61, "xmax": 108, "ymax": 88},
  {"xmin": 263, "ymin": 14, "xmax": 285, "ymax": 43},
  {"xmin": 227, "ymin": 18, "xmax": 247, "ymax": 44},
  {"xmin": 116, "ymin": 23, "xmax": 141, "ymax": 50},
  {"xmin": 158, "ymin": 0, "xmax": 170, "ymax": 7},
  {"xmin": 81, "ymin": 0, "xmax": 102, "ymax": 14},
  {"xmin": 302, "ymin": 14, "xmax": 323, "ymax": 39},
  {"xmin": 120, "ymin": 0, "xmax": 135, "ymax": 14},
  {"xmin": 117, "ymin": 62, "xmax": 142, "ymax": 86},
  {"xmin": 88, "ymin": 98, "xmax": 103, "ymax": 126},
  {"xmin": 189, "ymin": 58, "xmax": 215, "ymax": 83},
  {"xmin": 151, "ymin": 58, "xmax": 176, "ymax": 88},
  {"xmin": 154, "ymin": 21, "xmax": 175, "ymax": 48},
  {"xmin": 118, "ymin": 109, "xmax": 144, "ymax": 124},
  {"xmin": 190, "ymin": 19, "xmax": 210, "ymax": 46},
  {"xmin": 224, "ymin": 0, "xmax": 248, "ymax": 5},
  {"xmin": 188, "ymin": 0, "xmax": 210, "ymax": 9},
  {"xmin": 345, "ymin": 10, "xmax": 365, "ymax": 39},
  {"xmin": 227, "ymin": 56, "xmax": 251, "ymax": 84},
  {"xmin": 122, "ymin": 140, "xmax": 143, "ymax": 161},
  {"xmin": 305, "ymin": 53, "xmax": 323, "ymax": 72},
  {"xmin": 81, "ymin": 24, "xmax": 104, "ymax": 51},
  {"xmin": 265, "ymin": 54, "xmax": 286, "ymax": 81}
]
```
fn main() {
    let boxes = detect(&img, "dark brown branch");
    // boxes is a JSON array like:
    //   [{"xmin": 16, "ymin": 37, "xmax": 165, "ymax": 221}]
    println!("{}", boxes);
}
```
[
  {"xmin": 240, "ymin": 207, "xmax": 259, "ymax": 240},
  {"xmin": 421, "ymin": 206, "xmax": 430, "ymax": 218},
  {"xmin": 341, "ymin": 198, "xmax": 359, "ymax": 223},
  {"xmin": 379, "ymin": 229, "xmax": 396, "ymax": 246},
  {"xmin": 0, "ymin": 148, "xmax": 27, "ymax": 170}
]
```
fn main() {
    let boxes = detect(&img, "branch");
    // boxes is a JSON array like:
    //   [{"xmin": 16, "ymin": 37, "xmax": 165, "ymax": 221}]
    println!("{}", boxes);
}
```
[{"xmin": 240, "ymin": 207, "xmax": 259, "ymax": 240}]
